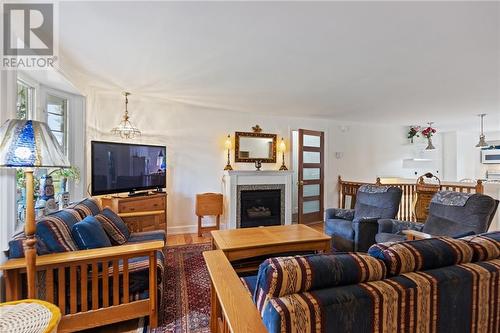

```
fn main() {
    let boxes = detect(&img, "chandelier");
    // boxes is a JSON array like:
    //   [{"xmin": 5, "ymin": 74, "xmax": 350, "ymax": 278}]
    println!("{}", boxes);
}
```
[{"xmin": 111, "ymin": 92, "xmax": 141, "ymax": 139}]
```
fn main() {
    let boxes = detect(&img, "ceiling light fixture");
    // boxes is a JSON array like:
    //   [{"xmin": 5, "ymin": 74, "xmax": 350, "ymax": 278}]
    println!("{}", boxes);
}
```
[
  {"xmin": 111, "ymin": 92, "xmax": 141, "ymax": 139},
  {"xmin": 475, "ymin": 114, "xmax": 488, "ymax": 148}
]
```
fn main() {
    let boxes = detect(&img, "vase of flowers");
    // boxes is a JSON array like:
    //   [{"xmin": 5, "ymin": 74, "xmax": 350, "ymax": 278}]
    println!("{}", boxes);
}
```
[
  {"xmin": 407, "ymin": 126, "xmax": 420, "ymax": 144},
  {"xmin": 421, "ymin": 123, "xmax": 436, "ymax": 150}
]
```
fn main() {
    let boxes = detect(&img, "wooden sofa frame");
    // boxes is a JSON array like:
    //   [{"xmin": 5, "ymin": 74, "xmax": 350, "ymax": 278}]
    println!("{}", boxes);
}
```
[
  {"xmin": 0, "ymin": 210, "xmax": 165, "ymax": 332},
  {"xmin": 203, "ymin": 250, "xmax": 266, "ymax": 333}
]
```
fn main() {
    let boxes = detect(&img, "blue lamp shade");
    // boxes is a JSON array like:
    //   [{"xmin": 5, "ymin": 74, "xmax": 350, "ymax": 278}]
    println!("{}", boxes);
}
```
[{"xmin": 0, "ymin": 120, "xmax": 70, "ymax": 168}]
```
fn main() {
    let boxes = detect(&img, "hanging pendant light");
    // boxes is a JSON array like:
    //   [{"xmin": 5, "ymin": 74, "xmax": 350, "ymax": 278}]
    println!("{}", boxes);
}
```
[
  {"xmin": 475, "ymin": 114, "xmax": 488, "ymax": 148},
  {"xmin": 111, "ymin": 92, "xmax": 141, "ymax": 139}
]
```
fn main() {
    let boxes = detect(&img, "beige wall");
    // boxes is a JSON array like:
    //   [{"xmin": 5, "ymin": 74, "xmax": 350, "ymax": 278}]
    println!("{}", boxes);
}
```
[{"xmin": 87, "ymin": 92, "xmax": 478, "ymax": 233}]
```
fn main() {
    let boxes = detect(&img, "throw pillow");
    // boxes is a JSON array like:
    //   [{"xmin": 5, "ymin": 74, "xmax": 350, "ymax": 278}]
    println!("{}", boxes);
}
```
[
  {"xmin": 95, "ymin": 208, "xmax": 131, "ymax": 244},
  {"xmin": 71, "ymin": 216, "xmax": 112, "ymax": 250}
]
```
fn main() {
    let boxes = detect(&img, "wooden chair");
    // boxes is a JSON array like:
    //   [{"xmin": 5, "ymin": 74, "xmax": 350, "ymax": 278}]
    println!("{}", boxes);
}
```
[{"xmin": 196, "ymin": 193, "xmax": 223, "ymax": 237}]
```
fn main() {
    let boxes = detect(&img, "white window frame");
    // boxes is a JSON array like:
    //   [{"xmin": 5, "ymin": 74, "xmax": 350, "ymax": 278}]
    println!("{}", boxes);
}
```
[
  {"xmin": 16, "ymin": 78, "xmax": 36, "ymax": 120},
  {"xmin": 45, "ymin": 92, "xmax": 69, "ymax": 155}
]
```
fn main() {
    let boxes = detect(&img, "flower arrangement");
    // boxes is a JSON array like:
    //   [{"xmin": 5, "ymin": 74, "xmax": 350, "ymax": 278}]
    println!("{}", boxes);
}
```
[
  {"xmin": 407, "ymin": 126, "xmax": 420, "ymax": 143},
  {"xmin": 421, "ymin": 122, "xmax": 436, "ymax": 150},
  {"xmin": 421, "ymin": 125, "xmax": 436, "ymax": 139}
]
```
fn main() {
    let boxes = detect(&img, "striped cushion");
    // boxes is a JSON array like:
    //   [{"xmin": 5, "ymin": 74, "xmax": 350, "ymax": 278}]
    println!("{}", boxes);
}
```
[
  {"xmin": 95, "ymin": 208, "xmax": 130, "ymax": 245},
  {"xmin": 73, "ymin": 197, "xmax": 102, "ymax": 218},
  {"xmin": 35, "ymin": 209, "xmax": 82, "ymax": 253},
  {"xmin": 460, "ymin": 231, "xmax": 500, "ymax": 261},
  {"xmin": 127, "ymin": 230, "xmax": 166, "ymax": 244},
  {"xmin": 7, "ymin": 230, "xmax": 50, "ymax": 259},
  {"xmin": 254, "ymin": 253, "xmax": 386, "ymax": 314},
  {"xmin": 368, "ymin": 237, "xmax": 474, "ymax": 275}
]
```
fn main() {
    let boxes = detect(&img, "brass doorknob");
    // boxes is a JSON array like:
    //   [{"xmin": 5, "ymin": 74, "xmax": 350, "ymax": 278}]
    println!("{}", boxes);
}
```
[{"xmin": 298, "ymin": 181, "xmax": 304, "ymax": 186}]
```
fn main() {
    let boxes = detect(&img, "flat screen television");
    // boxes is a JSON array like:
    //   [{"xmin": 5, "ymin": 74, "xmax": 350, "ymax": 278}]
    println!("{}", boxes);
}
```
[{"xmin": 91, "ymin": 141, "xmax": 166, "ymax": 196}]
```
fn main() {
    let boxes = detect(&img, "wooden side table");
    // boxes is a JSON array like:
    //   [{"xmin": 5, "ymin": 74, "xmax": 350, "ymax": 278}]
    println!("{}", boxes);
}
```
[
  {"xmin": 0, "ymin": 299, "xmax": 61, "ymax": 333},
  {"xmin": 196, "ymin": 193, "xmax": 223, "ymax": 237}
]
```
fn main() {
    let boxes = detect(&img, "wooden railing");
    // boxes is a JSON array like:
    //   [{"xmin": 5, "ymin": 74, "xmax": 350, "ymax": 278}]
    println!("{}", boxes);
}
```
[
  {"xmin": 338, "ymin": 176, "xmax": 484, "ymax": 222},
  {"xmin": 0, "ymin": 241, "xmax": 164, "ymax": 332}
]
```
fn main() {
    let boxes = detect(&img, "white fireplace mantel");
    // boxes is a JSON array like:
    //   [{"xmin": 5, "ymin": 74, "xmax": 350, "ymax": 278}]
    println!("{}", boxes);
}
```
[{"xmin": 222, "ymin": 170, "xmax": 293, "ymax": 229}]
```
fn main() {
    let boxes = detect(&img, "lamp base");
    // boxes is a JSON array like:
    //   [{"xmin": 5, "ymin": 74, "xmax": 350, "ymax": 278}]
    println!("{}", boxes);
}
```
[
  {"xmin": 224, "ymin": 164, "xmax": 233, "ymax": 171},
  {"xmin": 279, "ymin": 164, "xmax": 288, "ymax": 171}
]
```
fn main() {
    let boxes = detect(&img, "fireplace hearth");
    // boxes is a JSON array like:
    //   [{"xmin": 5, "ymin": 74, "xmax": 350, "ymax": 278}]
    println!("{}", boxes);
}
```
[{"xmin": 240, "ymin": 189, "xmax": 281, "ymax": 228}]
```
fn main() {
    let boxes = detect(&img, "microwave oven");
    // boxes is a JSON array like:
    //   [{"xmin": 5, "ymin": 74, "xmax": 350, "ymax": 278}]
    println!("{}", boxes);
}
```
[{"xmin": 481, "ymin": 149, "xmax": 500, "ymax": 164}]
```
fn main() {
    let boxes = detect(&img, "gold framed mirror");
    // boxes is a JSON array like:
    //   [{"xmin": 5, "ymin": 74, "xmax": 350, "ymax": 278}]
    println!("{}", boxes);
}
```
[{"xmin": 235, "ymin": 128, "xmax": 277, "ymax": 163}]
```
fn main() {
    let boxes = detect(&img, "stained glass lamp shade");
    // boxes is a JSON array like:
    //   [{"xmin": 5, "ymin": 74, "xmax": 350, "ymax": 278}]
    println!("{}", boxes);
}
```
[
  {"xmin": 0, "ymin": 119, "xmax": 70, "ymax": 299},
  {"xmin": 0, "ymin": 119, "xmax": 70, "ymax": 167}
]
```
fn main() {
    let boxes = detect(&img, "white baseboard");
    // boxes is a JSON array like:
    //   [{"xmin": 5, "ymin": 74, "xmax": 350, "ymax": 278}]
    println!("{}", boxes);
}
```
[
  {"xmin": 167, "ymin": 224, "xmax": 198, "ymax": 235},
  {"xmin": 166, "ymin": 222, "xmax": 228, "ymax": 235}
]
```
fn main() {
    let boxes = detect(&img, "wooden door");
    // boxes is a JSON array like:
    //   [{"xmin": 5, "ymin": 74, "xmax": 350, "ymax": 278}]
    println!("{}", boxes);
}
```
[{"xmin": 297, "ymin": 129, "xmax": 325, "ymax": 224}]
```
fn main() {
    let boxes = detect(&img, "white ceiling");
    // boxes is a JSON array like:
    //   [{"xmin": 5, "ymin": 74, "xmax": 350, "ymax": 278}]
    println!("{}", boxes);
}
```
[{"xmin": 58, "ymin": 1, "xmax": 500, "ymax": 129}]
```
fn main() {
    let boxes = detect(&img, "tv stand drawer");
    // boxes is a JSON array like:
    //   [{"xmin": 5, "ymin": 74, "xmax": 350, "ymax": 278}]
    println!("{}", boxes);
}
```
[
  {"xmin": 119, "ymin": 196, "xmax": 165, "ymax": 213},
  {"xmin": 100, "ymin": 193, "xmax": 167, "ymax": 234}
]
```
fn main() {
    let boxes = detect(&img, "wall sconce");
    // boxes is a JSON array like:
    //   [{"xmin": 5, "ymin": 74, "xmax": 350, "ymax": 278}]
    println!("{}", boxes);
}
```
[
  {"xmin": 224, "ymin": 134, "xmax": 233, "ymax": 171},
  {"xmin": 279, "ymin": 137, "xmax": 288, "ymax": 171}
]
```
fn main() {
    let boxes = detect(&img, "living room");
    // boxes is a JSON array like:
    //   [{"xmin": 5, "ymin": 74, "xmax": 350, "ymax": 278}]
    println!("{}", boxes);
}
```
[{"xmin": 0, "ymin": 1, "xmax": 499, "ymax": 332}]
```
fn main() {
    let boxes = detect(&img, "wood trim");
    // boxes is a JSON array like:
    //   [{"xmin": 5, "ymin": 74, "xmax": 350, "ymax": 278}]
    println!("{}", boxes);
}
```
[
  {"xmin": 234, "ymin": 131, "xmax": 277, "ymax": 163},
  {"xmin": 0, "ymin": 241, "xmax": 164, "ymax": 270},
  {"xmin": 117, "ymin": 210, "xmax": 164, "ymax": 218},
  {"xmin": 58, "ymin": 300, "xmax": 150, "ymax": 332},
  {"xmin": 222, "ymin": 240, "xmax": 331, "ymax": 262},
  {"xmin": 203, "ymin": 250, "xmax": 267, "ymax": 333}
]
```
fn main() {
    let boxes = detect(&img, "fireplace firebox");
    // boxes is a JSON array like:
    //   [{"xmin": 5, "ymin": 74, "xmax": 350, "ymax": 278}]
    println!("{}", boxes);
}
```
[{"xmin": 239, "ymin": 189, "xmax": 281, "ymax": 228}]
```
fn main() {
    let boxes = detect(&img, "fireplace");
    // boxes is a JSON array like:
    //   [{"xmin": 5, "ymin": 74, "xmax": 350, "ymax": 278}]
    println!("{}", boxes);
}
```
[
  {"xmin": 236, "ymin": 184, "xmax": 285, "ymax": 228},
  {"xmin": 223, "ymin": 170, "xmax": 292, "ymax": 229}
]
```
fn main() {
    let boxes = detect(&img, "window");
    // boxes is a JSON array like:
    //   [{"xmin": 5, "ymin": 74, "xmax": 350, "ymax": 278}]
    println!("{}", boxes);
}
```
[
  {"xmin": 46, "ymin": 94, "xmax": 69, "ymax": 194},
  {"xmin": 46, "ymin": 94, "xmax": 68, "ymax": 153},
  {"xmin": 16, "ymin": 79, "xmax": 34, "ymax": 119}
]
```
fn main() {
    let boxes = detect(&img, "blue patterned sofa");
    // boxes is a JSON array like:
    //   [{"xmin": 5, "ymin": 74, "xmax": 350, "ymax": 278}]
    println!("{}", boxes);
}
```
[
  {"xmin": 2, "ymin": 198, "xmax": 166, "ymax": 331},
  {"xmin": 235, "ymin": 231, "xmax": 500, "ymax": 333}
]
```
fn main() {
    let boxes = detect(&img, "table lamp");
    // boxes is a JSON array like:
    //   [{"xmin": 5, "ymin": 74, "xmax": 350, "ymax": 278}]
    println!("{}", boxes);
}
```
[{"xmin": 0, "ymin": 119, "xmax": 70, "ymax": 298}]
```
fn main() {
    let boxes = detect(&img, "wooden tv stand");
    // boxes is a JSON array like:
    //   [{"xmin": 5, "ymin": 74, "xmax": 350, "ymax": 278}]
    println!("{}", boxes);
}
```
[{"xmin": 100, "ymin": 193, "xmax": 167, "ymax": 235}]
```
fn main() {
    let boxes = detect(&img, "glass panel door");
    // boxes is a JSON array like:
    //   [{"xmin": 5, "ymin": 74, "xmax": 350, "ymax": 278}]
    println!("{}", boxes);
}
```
[{"xmin": 297, "ymin": 129, "xmax": 324, "ymax": 224}]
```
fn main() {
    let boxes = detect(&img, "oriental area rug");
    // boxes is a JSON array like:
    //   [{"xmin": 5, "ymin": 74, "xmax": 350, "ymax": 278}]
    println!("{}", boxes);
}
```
[{"xmin": 142, "ymin": 243, "xmax": 212, "ymax": 333}]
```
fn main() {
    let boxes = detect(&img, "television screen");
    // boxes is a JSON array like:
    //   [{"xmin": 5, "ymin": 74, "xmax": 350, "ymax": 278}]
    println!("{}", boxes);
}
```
[{"xmin": 91, "ymin": 141, "xmax": 166, "ymax": 195}]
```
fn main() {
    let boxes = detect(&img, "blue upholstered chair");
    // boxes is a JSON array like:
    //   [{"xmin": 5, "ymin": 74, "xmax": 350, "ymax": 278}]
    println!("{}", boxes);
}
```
[
  {"xmin": 325, "ymin": 185, "xmax": 402, "ymax": 252},
  {"xmin": 376, "ymin": 191, "xmax": 499, "ymax": 243}
]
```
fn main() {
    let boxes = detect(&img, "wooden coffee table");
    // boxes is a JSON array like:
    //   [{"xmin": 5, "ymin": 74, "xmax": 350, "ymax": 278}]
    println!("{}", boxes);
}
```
[{"xmin": 211, "ymin": 224, "xmax": 331, "ymax": 271}]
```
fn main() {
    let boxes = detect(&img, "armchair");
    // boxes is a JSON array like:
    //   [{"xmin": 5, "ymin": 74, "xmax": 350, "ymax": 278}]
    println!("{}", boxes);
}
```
[
  {"xmin": 376, "ymin": 191, "xmax": 499, "ymax": 243},
  {"xmin": 325, "ymin": 185, "xmax": 402, "ymax": 252}
]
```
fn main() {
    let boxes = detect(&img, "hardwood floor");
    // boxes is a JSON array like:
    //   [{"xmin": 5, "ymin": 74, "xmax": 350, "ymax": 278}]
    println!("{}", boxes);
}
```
[{"xmin": 79, "ymin": 223, "xmax": 325, "ymax": 332}]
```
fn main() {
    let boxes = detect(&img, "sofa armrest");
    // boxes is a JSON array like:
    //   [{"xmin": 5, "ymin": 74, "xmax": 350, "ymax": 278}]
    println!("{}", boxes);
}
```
[
  {"xmin": 377, "ymin": 219, "xmax": 424, "ymax": 234},
  {"xmin": 325, "ymin": 208, "xmax": 355, "ymax": 221},
  {"xmin": 353, "ymin": 217, "xmax": 380, "ymax": 252},
  {"xmin": 378, "ymin": 219, "xmax": 396, "ymax": 233},
  {"xmin": 203, "ymin": 250, "xmax": 267, "ymax": 333},
  {"xmin": 402, "ymin": 230, "xmax": 433, "ymax": 240},
  {"xmin": 0, "ymin": 240, "xmax": 165, "ymax": 271}
]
